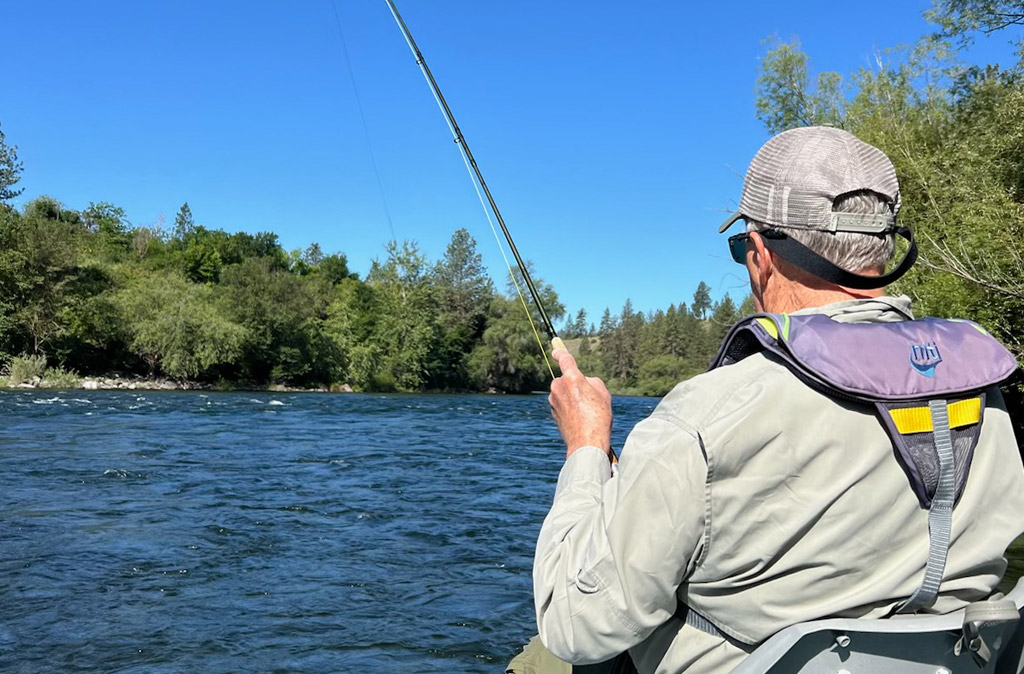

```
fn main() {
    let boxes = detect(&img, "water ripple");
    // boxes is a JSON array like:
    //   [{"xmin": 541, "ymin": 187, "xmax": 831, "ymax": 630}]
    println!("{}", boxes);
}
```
[{"xmin": 0, "ymin": 390, "xmax": 655, "ymax": 673}]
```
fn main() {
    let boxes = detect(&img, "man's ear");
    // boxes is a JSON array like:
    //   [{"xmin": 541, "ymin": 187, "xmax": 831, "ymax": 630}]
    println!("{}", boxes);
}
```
[{"xmin": 748, "ymin": 231, "xmax": 773, "ymax": 288}]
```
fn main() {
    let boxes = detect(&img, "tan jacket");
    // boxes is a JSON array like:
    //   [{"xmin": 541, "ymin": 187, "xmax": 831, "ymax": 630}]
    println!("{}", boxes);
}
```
[{"xmin": 534, "ymin": 296, "xmax": 1024, "ymax": 673}]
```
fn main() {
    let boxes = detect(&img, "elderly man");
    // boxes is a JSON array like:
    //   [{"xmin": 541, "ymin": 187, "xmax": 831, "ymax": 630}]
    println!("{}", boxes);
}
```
[{"xmin": 513, "ymin": 126, "xmax": 1024, "ymax": 674}]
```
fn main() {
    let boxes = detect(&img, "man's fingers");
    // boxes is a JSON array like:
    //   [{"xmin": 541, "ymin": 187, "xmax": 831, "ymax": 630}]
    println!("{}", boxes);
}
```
[
  {"xmin": 552, "ymin": 347, "xmax": 580, "ymax": 375},
  {"xmin": 586, "ymin": 376, "xmax": 612, "ymax": 404}
]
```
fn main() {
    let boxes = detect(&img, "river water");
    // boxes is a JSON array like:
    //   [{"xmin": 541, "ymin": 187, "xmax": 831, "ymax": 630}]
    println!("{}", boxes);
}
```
[
  {"xmin": 3, "ymin": 390, "xmax": 1022, "ymax": 674},
  {"xmin": 0, "ymin": 391, "xmax": 657, "ymax": 673}
]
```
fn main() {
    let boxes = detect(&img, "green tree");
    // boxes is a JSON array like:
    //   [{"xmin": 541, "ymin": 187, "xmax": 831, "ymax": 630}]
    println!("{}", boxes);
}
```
[
  {"xmin": 361, "ymin": 240, "xmax": 438, "ymax": 391},
  {"xmin": 114, "ymin": 271, "xmax": 245, "ymax": 378},
  {"xmin": 756, "ymin": 39, "xmax": 846, "ymax": 133},
  {"xmin": 83, "ymin": 202, "xmax": 130, "ymax": 257},
  {"xmin": 0, "ymin": 120, "xmax": 24, "ymax": 203},
  {"xmin": 3, "ymin": 198, "xmax": 85, "ymax": 356},
  {"xmin": 928, "ymin": 0, "xmax": 1024, "ymax": 42},
  {"xmin": 573, "ymin": 308, "xmax": 588, "ymax": 337},
  {"xmin": 691, "ymin": 281, "xmax": 713, "ymax": 320},
  {"xmin": 219, "ymin": 257, "xmax": 337, "ymax": 386},
  {"xmin": 173, "ymin": 202, "xmax": 195, "ymax": 243},
  {"xmin": 429, "ymin": 228, "xmax": 493, "ymax": 388},
  {"xmin": 469, "ymin": 265, "xmax": 563, "ymax": 393},
  {"xmin": 710, "ymin": 293, "xmax": 740, "ymax": 342}
]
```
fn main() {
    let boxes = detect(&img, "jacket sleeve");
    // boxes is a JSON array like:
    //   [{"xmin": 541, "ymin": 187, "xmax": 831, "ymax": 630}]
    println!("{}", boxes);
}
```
[{"xmin": 533, "ymin": 412, "xmax": 708, "ymax": 664}]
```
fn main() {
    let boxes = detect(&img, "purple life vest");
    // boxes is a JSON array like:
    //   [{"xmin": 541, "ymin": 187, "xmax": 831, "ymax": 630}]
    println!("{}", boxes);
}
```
[{"xmin": 708, "ymin": 313, "xmax": 1019, "ymax": 613}]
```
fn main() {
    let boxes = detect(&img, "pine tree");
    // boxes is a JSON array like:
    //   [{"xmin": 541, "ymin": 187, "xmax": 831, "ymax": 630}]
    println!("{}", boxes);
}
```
[
  {"xmin": 173, "ymin": 202, "xmax": 195, "ymax": 242},
  {"xmin": 691, "ymin": 281, "xmax": 712, "ymax": 320},
  {"xmin": 573, "ymin": 308, "xmax": 588, "ymax": 336},
  {"xmin": 599, "ymin": 307, "xmax": 616, "ymax": 335}
]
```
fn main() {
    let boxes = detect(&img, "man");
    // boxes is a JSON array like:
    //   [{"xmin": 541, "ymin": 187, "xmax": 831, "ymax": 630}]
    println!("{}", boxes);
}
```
[{"xmin": 518, "ymin": 126, "xmax": 1024, "ymax": 673}]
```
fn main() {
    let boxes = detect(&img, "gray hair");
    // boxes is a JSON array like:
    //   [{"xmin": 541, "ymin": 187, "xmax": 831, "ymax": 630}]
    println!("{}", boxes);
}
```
[{"xmin": 747, "ymin": 190, "xmax": 896, "ymax": 274}]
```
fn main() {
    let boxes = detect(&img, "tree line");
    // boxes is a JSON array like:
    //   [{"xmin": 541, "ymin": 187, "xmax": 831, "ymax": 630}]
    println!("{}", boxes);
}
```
[{"xmin": 0, "ymin": 127, "xmax": 738, "ymax": 395}]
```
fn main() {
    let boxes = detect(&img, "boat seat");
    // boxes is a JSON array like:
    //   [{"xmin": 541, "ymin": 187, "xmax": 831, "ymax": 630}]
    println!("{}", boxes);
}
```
[{"xmin": 730, "ymin": 577, "xmax": 1024, "ymax": 674}]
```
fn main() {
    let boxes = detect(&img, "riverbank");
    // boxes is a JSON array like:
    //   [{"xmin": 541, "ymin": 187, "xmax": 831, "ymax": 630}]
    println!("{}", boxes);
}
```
[{"xmin": 1, "ymin": 374, "xmax": 355, "ymax": 393}]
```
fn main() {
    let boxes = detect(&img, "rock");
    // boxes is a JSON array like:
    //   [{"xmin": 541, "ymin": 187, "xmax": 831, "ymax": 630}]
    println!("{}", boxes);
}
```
[
  {"xmin": 16, "ymin": 382, "xmax": 35, "ymax": 389},
  {"xmin": 82, "ymin": 380, "xmax": 99, "ymax": 390},
  {"xmin": 330, "ymin": 383, "xmax": 354, "ymax": 393}
]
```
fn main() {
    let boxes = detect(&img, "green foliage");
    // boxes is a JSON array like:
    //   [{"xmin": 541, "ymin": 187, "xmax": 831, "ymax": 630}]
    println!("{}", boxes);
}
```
[
  {"xmin": 0, "ymin": 118, "xmax": 751, "ymax": 396},
  {"xmin": 0, "ymin": 120, "xmax": 23, "ymax": 203},
  {"xmin": 579, "ymin": 285, "xmax": 743, "ymax": 397},
  {"xmin": 635, "ymin": 355, "xmax": 698, "ymax": 397},
  {"xmin": 927, "ymin": 0, "xmax": 1024, "ymax": 42},
  {"xmin": 690, "ymin": 281, "xmax": 713, "ymax": 320},
  {"xmin": 40, "ymin": 365, "xmax": 80, "ymax": 389},
  {"xmin": 469, "ymin": 296, "xmax": 552, "ymax": 394},
  {"xmin": 173, "ymin": 202, "xmax": 195, "ymax": 242},
  {"xmin": 755, "ymin": 19, "xmax": 1024, "ymax": 363},
  {"xmin": 114, "ymin": 271, "xmax": 245, "ymax": 378},
  {"xmin": 756, "ymin": 38, "xmax": 846, "ymax": 133},
  {"xmin": 429, "ymin": 228, "xmax": 493, "ymax": 389},
  {"xmin": 2, "ymin": 354, "xmax": 47, "ymax": 385}
]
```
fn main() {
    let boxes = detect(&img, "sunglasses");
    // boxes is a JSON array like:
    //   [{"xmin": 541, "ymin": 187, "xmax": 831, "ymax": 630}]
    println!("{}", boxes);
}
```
[{"xmin": 728, "ymin": 233, "xmax": 751, "ymax": 264}]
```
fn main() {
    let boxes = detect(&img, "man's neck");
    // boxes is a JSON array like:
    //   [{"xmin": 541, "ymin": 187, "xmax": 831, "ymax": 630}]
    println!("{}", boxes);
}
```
[{"xmin": 767, "ymin": 283, "xmax": 884, "ymax": 314}]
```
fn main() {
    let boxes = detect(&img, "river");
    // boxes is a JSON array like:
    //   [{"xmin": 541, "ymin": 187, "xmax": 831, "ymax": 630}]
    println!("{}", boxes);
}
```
[
  {"xmin": 2, "ymin": 390, "xmax": 1021, "ymax": 673},
  {"xmin": 0, "ymin": 391, "xmax": 656, "ymax": 673}
]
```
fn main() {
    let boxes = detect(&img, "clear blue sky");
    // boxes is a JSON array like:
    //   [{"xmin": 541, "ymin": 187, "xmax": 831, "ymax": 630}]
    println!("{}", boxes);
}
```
[{"xmin": 2, "ymin": 1, "xmax": 1016, "ymax": 326}]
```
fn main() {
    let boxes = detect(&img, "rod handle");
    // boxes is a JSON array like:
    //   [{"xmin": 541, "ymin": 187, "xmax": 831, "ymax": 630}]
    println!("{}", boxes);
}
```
[{"xmin": 551, "ymin": 336, "xmax": 566, "ymax": 353}]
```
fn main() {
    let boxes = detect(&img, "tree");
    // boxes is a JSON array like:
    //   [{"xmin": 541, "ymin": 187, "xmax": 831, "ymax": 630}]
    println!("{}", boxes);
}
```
[
  {"xmin": 602, "ymin": 299, "xmax": 644, "ymax": 386},
  {"xmin": 430, "ymin": 228, "xmax": 493, "ymax": 388},
  {"xmin": 319, "ymin": 253, "xmax": 354, "ymax": 285},
  {"xmin": 173, "ymin": 202, "xmax": 195, "ymax": 242},
  {"xmin": 691, "ymin": 282, "xmax": 712, "ymax": 320},
  {"xmin": 710, "ymin": 293, "xmax": 740, "ymax": 342},
  {"xmin": 0, "ymin": 120, "xmax": 24, "ymax": 203},
  {"xmin": 304, "ymin": 242, "xmax": 324, "ymax": 268},
  {"xmin": 114, "ymin": 271, "xmax": 245, "ymax": 378},
  {"xmin": 362, "ymin": 240, "xmax": 438, "ymax": 391},
  {"xmin": 469, "ymin": 265, "xmax": 564, "ymax": 393},
  {"xmin": 218, "ymin": 257, "xmax": 337, "ymax": 386},
  {"xmin": 928, "ymin": 0, "xmax": 1024, "ymax": 42},
  {"xmin": 573, "ymin": 308, "xmax": 588, "ymax": 337},
  {"xmin": 755, "ymin": 39, "xmax": 845, "ymax": 134},
  {"xmin": 599, "ymin": 307, "xmax": 616, "ymax": 335}
]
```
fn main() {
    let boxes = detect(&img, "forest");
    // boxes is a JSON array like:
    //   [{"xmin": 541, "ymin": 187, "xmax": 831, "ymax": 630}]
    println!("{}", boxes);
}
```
[{"xmin": 0, "ymin": 141, "xmax": 739, "ymax": 395}]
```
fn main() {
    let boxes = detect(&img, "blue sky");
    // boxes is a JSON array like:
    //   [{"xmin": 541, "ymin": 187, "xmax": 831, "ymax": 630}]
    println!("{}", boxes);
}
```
[{"xmin": 3, "ymin": 1, "xmax": 1017, "ymax": 327}]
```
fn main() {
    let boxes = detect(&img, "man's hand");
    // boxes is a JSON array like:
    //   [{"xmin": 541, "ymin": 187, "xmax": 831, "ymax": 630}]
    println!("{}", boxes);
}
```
[{"xmin": 549, "ymin": 347, "xmax": 613, "ymax": 460}]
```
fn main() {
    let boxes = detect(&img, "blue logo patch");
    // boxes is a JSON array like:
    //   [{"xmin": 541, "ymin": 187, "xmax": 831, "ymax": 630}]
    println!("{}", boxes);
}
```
[{"xmin": 910, "ymin": 342, "xmax": 942, "ymax": 378}]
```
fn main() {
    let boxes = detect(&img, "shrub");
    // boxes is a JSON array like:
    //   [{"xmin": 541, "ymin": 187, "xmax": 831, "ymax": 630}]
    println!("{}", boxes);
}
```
[
  {"xmin": 2, "ymin": 354, "xmax": 47, "ymax": 385},
  {"xmin": 40, "ymin": 366, "xmax": 81, "ymax": 389}
]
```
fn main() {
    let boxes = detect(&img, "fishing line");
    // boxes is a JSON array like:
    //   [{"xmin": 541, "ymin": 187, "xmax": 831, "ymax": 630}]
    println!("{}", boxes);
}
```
[
  {"xmin": 329, "ymin": 0, "xmax": 398, "ymax": 244},
  {"xmin": 382, "ymin": 0, "xmax": 558, "ymax": 378}
]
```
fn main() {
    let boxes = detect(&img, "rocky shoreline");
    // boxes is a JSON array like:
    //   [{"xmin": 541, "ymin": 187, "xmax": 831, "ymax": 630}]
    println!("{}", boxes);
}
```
[{"xmin": 4, "ymin": 375, "xmax": 355, "ymax": 393}]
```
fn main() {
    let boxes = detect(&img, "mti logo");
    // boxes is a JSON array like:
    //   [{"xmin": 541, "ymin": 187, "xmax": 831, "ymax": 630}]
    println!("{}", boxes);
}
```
[{"xmin": 910, "ymin": 342, "xmax": 942, "ymax": 378}]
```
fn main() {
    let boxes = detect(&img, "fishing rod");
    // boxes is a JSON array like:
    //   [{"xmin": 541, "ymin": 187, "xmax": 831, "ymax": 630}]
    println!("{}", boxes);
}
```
[{"xmin": 382, "ymin": 0, "xmax": 565, "ymax": 359}]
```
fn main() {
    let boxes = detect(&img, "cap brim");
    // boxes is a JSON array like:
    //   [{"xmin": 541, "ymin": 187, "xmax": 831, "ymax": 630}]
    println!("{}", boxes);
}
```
[{"xmin": 718, "ymin": 211, "xmax": 743, "ymax": 234}]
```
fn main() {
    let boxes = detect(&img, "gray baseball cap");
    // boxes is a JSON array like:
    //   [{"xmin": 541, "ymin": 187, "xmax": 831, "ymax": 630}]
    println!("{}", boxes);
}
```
[{"xmin": 719, "ymin": 126, "xmax": 900, "ymax": 234}]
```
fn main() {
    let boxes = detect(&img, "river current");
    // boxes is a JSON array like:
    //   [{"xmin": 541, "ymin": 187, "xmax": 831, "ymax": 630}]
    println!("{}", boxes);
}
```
[{"xmin": 0, "ymin": 391, "xmax": 657, "ymax": 673}]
